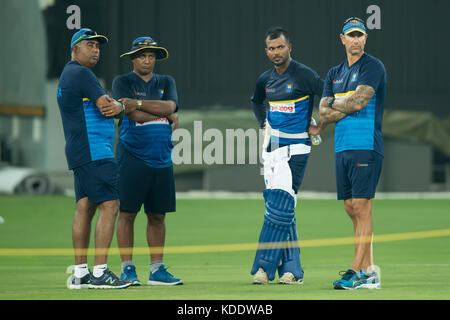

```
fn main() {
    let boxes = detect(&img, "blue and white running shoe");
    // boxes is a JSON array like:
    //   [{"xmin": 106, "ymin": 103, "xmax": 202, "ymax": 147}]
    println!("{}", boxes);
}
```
[
  {"xmin": 357, "ymin": 269, "xmax": 381, "ymax": 289},
  {"xmin": 68, "ymin": 272, "xmax": 91, "ymax": 289},
  {"xmin": 333, "ymin": 269, "xmax": 361, "ymax": 290},
  {"xmin": 121, "ymin": 265, "xmax": 141, "ymax": 286},
  {"xmin": 147, "ymin": 265, "xmax": 183, "ymax": 286},
  {"xmin": 89, "ymin": 269, "xmax": 131, "ymax": 289}
]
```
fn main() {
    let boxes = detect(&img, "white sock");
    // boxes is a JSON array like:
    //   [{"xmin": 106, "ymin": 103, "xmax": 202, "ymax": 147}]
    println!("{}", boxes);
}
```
[
  {"xmin": 93, "ymin": 264, "xmax": 107, "ymax": 278},
  {"xmin": 74, "ymin": 263, "xmax": 89, "ymax": 278}
]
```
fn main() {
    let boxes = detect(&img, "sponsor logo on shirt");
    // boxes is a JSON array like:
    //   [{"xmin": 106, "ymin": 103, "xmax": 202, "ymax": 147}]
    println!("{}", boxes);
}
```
[
  {"xmin": 136, "ymin": 117, "xmax": 169, "ymax": 126},
  {"xmin": 265, "ymin": 87, "xmax": 276, "ymax": 93},
  {"xmin": 133, "ymin": 89, "xmax": 146, "ymax": 97},
  {"xmin": 269, "ymin": 101, "xmax": 295, "ymax": 113},
  {"xmin": 333, "ymin": 79, "xmax": 344, "ymax": 85}
]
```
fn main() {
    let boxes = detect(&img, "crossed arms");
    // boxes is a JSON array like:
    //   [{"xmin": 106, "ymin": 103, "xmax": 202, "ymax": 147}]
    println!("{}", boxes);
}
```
[
  {"xmin": 120, "ymin": 98, "xmax": 178, "ymax": 129},
  {"xmin": 309, "ymin": 84, "xmax": 375, "ymax": 135},
  {"xmin": 95, "ymin": 95, "xmax": 123, "ymax": 118},
  {"xmin": 94, "ymin": 96, "xmax": 178, "ymax": 128}
]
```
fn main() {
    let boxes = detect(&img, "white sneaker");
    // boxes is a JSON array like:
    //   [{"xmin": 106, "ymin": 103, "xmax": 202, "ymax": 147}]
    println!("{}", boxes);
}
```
[
  {"xmin": 253, "ymin": 268, "xmax": 269, "ymax": 284},
  {"xmin": 278, "ymin": 272, "xmax": 303, "ymax": 285},
  {"xmin": 357, "ymin": 265, "xmax": 381, "ymax": 289}
]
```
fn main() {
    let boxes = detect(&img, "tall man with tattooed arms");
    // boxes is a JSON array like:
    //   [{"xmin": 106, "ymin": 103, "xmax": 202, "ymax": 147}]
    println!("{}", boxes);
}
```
[{"xmin": 310, "ymin": 17, "xmax": 386, "ymax": 290}]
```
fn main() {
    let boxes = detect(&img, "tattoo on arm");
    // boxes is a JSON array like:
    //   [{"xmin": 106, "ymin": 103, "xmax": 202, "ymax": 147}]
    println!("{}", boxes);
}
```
[
  {"xmin": 331, "ymin": 85, "xmax": 375, "ymax": 114},
  {"xmin": 319, "ymin": 97, "xmax": 348, "ymax": 124}
]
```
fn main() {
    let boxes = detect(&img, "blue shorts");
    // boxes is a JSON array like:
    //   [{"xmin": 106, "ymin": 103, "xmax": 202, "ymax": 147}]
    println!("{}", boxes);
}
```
[
  {"xmin": 117, "ymin": 144, "xmax": 175, "ymax": 214},
  {"xmin": 73, "ymin": 158, "xmax": 119, "ymax": 203},
  {"xmin": 335, "ymin": 150, "xmax": 383, "ymax": 200}
]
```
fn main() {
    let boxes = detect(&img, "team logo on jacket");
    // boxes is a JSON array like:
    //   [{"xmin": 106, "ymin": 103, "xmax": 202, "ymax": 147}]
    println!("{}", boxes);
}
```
[
  {"xmin": 351, "ymin": 72, "xmax": 358, "ymax": 82},
  {"xmin": 286, "ymin": 84, "xmax": 293, "ymax": 93}
]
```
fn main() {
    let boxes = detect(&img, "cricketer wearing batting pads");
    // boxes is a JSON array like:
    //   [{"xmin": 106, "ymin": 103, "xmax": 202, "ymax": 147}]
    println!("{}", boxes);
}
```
[
  {"xmin": 310, "ymin": 17, "xmax": 386, "ymax": 290},
  {"xmin": 250, "ymin": 27, "xmax": 324, "ymax": 284}
]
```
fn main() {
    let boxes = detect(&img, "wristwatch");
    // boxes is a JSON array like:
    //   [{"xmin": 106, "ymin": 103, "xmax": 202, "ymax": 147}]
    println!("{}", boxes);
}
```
[
  {"xmin": 328, "ymin": 97, "xmax": 335, "ymax": 109},
  {"xmin": 115, "ymin": 102, "xmax": 125, "ymax": 119},
  {"xmin": 136, "ymin": 100, "xmax": 142, "ymax": 111}
]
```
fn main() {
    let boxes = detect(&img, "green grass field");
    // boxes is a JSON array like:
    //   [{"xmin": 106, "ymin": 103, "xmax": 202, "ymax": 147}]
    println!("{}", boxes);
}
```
[{"xmin": 0, "ymin": 195, "xmax": 449, "ymax": 300}]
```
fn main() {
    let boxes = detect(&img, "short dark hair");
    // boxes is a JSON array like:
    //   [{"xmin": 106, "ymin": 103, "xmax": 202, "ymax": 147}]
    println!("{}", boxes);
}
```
[
  {"xmin": 265, "ymin": 26, "xmax": 290, "ymax": 44},
  {"xmin": 264, "ymin": 27, "xmax": 289, "ymax": 43}
]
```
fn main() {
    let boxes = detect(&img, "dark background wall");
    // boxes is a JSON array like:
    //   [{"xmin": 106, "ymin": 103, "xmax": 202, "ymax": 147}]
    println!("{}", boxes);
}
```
[{"xmin": 44, "ymin": 0, "xmax": 450, "ymax": 115}]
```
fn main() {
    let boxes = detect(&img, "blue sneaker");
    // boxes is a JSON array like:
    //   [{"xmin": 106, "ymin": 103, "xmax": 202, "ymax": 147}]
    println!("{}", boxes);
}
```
[
  {"xmin": 68, "ymin": 272, "xmax": 91, "ymax": 289},
  {"xmin": 357, "ymin": 269, "xmax": 381, "ymax": 289},
  {"xmin": 120, "ymin": 265, "xmax": 141, "ymax": 286},
  {"xmin": 89, "ymin": 269, "xmax": 131, "ymax": 289},
  {"xmin": 333, "ymin": 269, "xmax": 361, "ymax": 290},
  {"xmin": 147, "ymin": 265, "xmax": 183, "ymax": 286}
]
